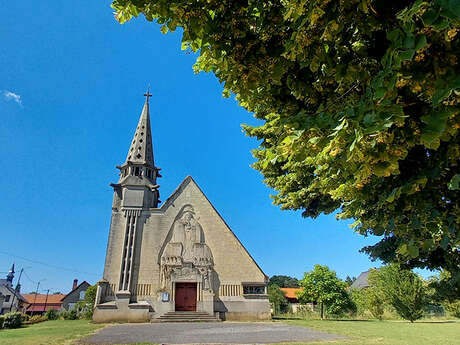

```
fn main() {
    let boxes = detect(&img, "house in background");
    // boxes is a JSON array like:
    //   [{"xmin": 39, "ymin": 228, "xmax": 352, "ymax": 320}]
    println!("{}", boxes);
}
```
[
  {"xmin": 0, "ymin": 264, "xmax": 26, "ymax": 314},
  {"xmin": 350, "ymin": 270, "xmax": 371, "ymax": 289},
  {"xmin": 61, "ymin": 279, "xmax": 91, "ymax": 310},
  {"xmin": 280, "ymin": 288, "xmax": 302, "ymax": 313},
  {"xmin": 23, "ymin": 293, "xmax": 65, "ymax": 315}
]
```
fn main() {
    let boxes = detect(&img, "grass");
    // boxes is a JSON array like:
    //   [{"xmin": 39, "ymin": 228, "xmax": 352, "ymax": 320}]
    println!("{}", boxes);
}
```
[
  {"xmin": 0, "ymin": 320, "xmax": 105, "ymax": 345},
  {"xmin": 282, "ymin": 318, "xmax": 460, "ymax": 345}
]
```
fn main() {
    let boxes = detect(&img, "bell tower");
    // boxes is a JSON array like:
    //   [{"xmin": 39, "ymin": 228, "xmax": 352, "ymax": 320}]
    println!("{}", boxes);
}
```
[{"xmin": 108, "ymin": 90, "xmax": 162, "ymax": 293}]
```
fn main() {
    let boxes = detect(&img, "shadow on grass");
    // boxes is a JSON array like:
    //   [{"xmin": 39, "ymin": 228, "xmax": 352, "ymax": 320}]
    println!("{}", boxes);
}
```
[{"xmin": 414, "ymin": 320, "xmax": 458, "ymax": 324}]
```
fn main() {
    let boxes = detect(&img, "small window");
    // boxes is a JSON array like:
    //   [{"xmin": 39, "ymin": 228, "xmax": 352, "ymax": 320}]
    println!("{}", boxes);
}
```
[
  {"xmin": 243, "ymin": 285, "xmax": 265, "ymax": 295},
  {"xmin": 5, "ymin": 295, "xmax": 10, "ymax": 302},
  {"xmin": 79, "ymin": 290, "xmax": 85, "ymax": 300},
  {"xmin": 135, "ymin": 167, "xmax": 140, "ymax": 176}
]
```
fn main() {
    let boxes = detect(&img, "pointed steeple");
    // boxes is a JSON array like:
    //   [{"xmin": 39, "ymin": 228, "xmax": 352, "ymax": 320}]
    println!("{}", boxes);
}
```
[
  {"xmin": 124, "ymin": 90, "xmax": 154, "ymax": 166},
  {"xmin": 112, "ymin": 89, "xmax": 161, "ymax": 209}
]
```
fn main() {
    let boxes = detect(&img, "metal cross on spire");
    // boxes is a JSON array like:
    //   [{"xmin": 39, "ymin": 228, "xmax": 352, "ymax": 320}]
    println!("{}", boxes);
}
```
[{"xmin": 144, "ymin": 87, "xmax": 152, "ymax": 102}]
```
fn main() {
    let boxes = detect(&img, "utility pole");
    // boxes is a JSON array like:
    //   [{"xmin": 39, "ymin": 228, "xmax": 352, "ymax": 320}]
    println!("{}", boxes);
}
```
[
  {"xmin": 43, "ymin": 289, "xmax": 50, "ymax": 316},
  {"xmin": 31, "ymin": 279, "xmax": 45, "ymax": 316},
  {"xmin": 10, "ymin": 267, "xmax": 24, "ymax": 312}
]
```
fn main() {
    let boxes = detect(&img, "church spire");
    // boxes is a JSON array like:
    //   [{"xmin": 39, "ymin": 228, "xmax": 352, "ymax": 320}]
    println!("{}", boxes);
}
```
[{"xmin": 124, "ymin": 89, "xmax": 154, "ymax": 166}]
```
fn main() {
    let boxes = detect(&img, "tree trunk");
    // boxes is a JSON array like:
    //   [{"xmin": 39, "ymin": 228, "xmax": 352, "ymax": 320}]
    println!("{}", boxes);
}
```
[{"xmin": 320, "ymin": 302, "xmax": 324, "ymax": 319}]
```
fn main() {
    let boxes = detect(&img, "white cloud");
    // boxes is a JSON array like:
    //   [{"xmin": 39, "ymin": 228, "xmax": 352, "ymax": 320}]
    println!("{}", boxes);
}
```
[{"xmin": 3, "ymin": 90, "xmax": 22, "ymax": 106}]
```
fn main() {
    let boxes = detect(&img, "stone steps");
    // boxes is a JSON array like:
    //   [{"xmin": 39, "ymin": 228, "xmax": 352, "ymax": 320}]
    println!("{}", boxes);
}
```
[{"xmin": 156, "ymin": 311, "xmax": 221, "ymax": 322}]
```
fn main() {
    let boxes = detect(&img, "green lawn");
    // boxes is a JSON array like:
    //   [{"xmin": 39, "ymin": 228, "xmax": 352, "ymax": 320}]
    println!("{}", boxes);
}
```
[
  {"xmin": 282, "ymin": 319, "xmax": 460, "ymax": 345},
  {"xmin": 0, "ymin": 320, "xmax": 105, "ymax": 345}
]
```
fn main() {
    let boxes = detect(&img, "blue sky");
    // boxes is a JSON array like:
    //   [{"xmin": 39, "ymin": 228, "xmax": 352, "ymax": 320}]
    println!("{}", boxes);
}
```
[{"xmin": 0, "ymin": 1, "xmax": 422, "ymax": 294}]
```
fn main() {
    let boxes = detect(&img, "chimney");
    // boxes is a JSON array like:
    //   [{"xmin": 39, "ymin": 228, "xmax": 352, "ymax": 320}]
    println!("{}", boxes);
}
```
[{"xmin": 73, "ymin": 279, "xmax": 78, "ymax": 290}]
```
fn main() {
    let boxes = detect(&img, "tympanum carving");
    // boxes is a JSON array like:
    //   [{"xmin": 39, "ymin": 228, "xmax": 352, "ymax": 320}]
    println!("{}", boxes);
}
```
[{"xmin": 160, "ymin": 206, "xmax": 214, "ymax": 291}]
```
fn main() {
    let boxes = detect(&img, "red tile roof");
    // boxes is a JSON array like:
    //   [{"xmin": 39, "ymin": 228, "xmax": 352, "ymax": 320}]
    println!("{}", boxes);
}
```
[
  {"xmin": 22, "ymin": 294, "xmax": 65, "ymax": 304},
  {"xmin": 280, "ymin": 288, "xmax": 302, "ymax": 299},
  {"xmin": 26, "ymin": 305, "xmax": 61, "ymax": 312}
]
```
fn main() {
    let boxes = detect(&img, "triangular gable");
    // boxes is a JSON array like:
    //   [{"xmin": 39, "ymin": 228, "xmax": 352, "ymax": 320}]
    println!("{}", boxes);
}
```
[
  {"xmin": 61, "ymin": 281, "xmax": 91, "ymax": 302},
  {"xmin": 159, "ymin": 175, "xmax": 268, "ymax": 280}
]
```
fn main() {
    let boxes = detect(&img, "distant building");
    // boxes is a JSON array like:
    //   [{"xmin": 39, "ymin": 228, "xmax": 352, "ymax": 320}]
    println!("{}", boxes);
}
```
[
  {"xmin": 61, "ymin": 279, "xmax": 91, "ymax": 310},
  {"xmin": 0, "ymin": 264, "xmax": 26, "ymax": 314},
  {"xmin": 350, "ymin": 270, "xmax": 371, "ymax": 289},
  {"xmin": 280, "ymin": 287, "xmax": 315, "ymax": 313},
  {"xmin": 23, "ymin": 293, "xmax": 65, "ymax": 315}
]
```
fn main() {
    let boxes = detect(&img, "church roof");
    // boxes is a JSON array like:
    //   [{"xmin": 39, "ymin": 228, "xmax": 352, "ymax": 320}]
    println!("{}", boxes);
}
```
[
  {"xmin": 160, "ymin": 175, "xmax": 269, "ymax": 281},
  {"xmin": 124, "ymin": 93, "xmax": 154, "ymax": 166},
  {"xmin": 351, "ymin": 270, "xmax": 371, "ymax": 289}
]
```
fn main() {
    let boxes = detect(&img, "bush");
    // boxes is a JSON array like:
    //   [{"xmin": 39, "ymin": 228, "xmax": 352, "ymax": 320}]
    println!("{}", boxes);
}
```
[
  {"xmin": 3, "ymin": 312, "xmax": 23, "ymax": 329},
  {"xmin": 444, "ymin": 300, "xmax": 460, "ymax": 318},
  {"xmin": 20, "ymin": 313, "xmax": 29, "ymax": 323},
  {"xmin": 60, "ymin": 308, "xmax": 79, "ymax": 320},
  {"xmin": 0, "ymin": 315, "xmax": 4, "ymax": 329},
  {"xmin": 45, "ymin": 309, "xmax": 59, "ymax": 320},
  {"xmin": 26, "ymin": 315, "xmax": 47, "ymax": 324}
]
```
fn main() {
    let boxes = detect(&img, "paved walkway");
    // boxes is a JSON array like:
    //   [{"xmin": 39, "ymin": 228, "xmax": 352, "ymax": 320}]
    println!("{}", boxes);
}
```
[{"xmin": 80, "ymin": 322, "xmax": 344, "ymax": 344}]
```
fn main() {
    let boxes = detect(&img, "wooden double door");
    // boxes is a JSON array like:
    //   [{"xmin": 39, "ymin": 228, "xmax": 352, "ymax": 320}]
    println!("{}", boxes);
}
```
[{"xmin": 175, "ymin": 282, "xmax": 197, "ymax": 311}]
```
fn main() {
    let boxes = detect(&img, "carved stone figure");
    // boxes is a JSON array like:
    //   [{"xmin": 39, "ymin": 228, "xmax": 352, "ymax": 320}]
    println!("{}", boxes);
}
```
[{"xmin": 160, "ymin": 206, "xmax": 214, "ymax": 290}]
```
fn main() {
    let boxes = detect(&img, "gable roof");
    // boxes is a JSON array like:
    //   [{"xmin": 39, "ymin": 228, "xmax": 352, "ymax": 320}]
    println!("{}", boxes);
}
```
[
  {"xmin": 23, "ymin": 294, "xmax": 65, "ymax": 304},
  {"xmin": 61, "ymin": 281, "xmax": 91, "ymax": 302},
  {"xmin": 280, "ymin": 288, "xmax": 302, "ymax": 299},
  {"xmin": 0, "ymin": 285, "xmax": 26, "ymax": 302},
  {"xmin": 159, "ymin": 175, "xmax": 268, "ymax": 281},
  {"xmin": 350, "ymin": 271, "xmax": 371, "ymax": 289}
]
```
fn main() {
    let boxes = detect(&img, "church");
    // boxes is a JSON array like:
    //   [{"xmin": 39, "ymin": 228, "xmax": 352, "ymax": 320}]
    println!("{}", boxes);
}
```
[{"xmin": 93, "ymin": 92, "xmax": 270, "ymax": 322}]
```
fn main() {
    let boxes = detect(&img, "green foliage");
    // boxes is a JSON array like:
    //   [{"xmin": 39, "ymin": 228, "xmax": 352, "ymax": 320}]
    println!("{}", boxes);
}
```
[
  {"xmin": 45, "ymin": 309, "xmax": 59, "ymax": 321},
  {"xmin": 111, "ymin": 0, "xmax": 460, "ymax": 275},
  {"xmin": 268, "ymin": 284, "xmax": 289, "ymax": 314},
  {"xmin": 0, "ymin": 315, "xmax": 4, "ymax": 329},
  {"xmin": 349, "ymin": 288, "xmax": 367, "ymax": 316},
  {"xmin": 443, "ymin": 300, "xmax": 460, "ymax": 318},
  {"xmin": 3, "ymin": 312, "xmax": 23, "ymax": 329},
  {"xmin": 298, "ymin": 265, "xmax": 356, "ymax": 318},
  {"xmin": 269, "ymin": 275, "xmax": 300, "ymax": 288},
  {"xmin": 369, "ymin": 264, "xmax": 427, "ymax": 322},
  {"xmin": 26, "ymin": 315, "xmax": 48, "ymax": 325},
  {"xmin": 77, "ymin": 285, "xmax": 97, "ymax": 319},
  {"xmin": 350, "ymin": 285, "xmax": 386, "ymax": 319},
  {"xmin": 345, "ymin": 276, "xmax": 356, "ymax": 287},
  {"xmin": 364, "ymin": 286, "xmax": 386, "ymax": 319},
  {"xmin": 428, "ymin": 270, "xmax": 460, "ymax": 318},
  {"xmin": 59, "ymin": 309, "xmax": 79, "ymax": 320}
]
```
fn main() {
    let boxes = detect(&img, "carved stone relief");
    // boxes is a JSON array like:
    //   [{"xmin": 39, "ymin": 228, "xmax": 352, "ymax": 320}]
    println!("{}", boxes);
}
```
[{"xmin": 160, "ymin": 206, "xmax": 214, "ymax": 292}]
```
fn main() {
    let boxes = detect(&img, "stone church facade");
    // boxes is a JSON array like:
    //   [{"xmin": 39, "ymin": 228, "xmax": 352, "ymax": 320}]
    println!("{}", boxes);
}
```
[{"xmin": 93, "ymin": 93, "xmax": 270, "ymax": 322}]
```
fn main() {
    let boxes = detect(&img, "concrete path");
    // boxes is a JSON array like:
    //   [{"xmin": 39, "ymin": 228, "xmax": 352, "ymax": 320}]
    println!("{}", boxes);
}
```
[{"xmin": 80, "ymin": 322, "xmax": 344, "ymax": 344}]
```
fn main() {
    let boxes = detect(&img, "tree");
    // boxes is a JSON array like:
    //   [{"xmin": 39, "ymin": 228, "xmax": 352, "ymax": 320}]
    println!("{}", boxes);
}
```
[
  {"xmin": 268, "ymin": 284, "xmax": 289, "ymax": 315},
  {"xmin": 298, "ymin": 265, "xmax": 355, "ymax": 318},
  {"xmin": 269, "ymin": 275, "xmax": 300, "ymax": 288},
  {"xmin": 345, "ymin": 276, "xmax": 357, "ymax": 287},
  {"xmin": 111, "ymin": 0, "xmax": 460, "ymax": 274},
  {"xmin": 369, "ymin": 264, "xmax": 427, "ymax": 322},
  {"xmin": 75, "ymin": 285, "xmax": 97, "ymax": 319},
  {"xmin": 428, "ymin": 270, "xmax": 460, "ymax": 317},
  {"xmin": 364, "ymin": 286, "xmax": 386, "ymax": 320}
]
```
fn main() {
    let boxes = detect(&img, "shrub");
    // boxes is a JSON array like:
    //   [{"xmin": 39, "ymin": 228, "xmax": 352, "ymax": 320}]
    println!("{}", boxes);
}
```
[
  {"xmin": 370, "ymin": 264, "xmax": 427, "ymax": 322},
  {"xmin": 3, "ymin": 312, "xmax": 22, "ymax": 329},
  {"xmin": 45, "ymin": 309, "xmax": 59, "ymax": 320},
  {"xmin": 444, "ymin": 300, "xmax": 460, "ymax": 318},
  {"xmin": 61, "ymin": 308, "xmax": 79, "ymax": 320},
  {"xmin": 26, "ymin": 315, "xmax": 47, "ymax": 324},
  {"xmin": 0, "ymin": 315, "xmax": 4, "ymax": 329},
  {"xmin": 20, "ymin": 313, "xmax": 29, "ymax": 323}
]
